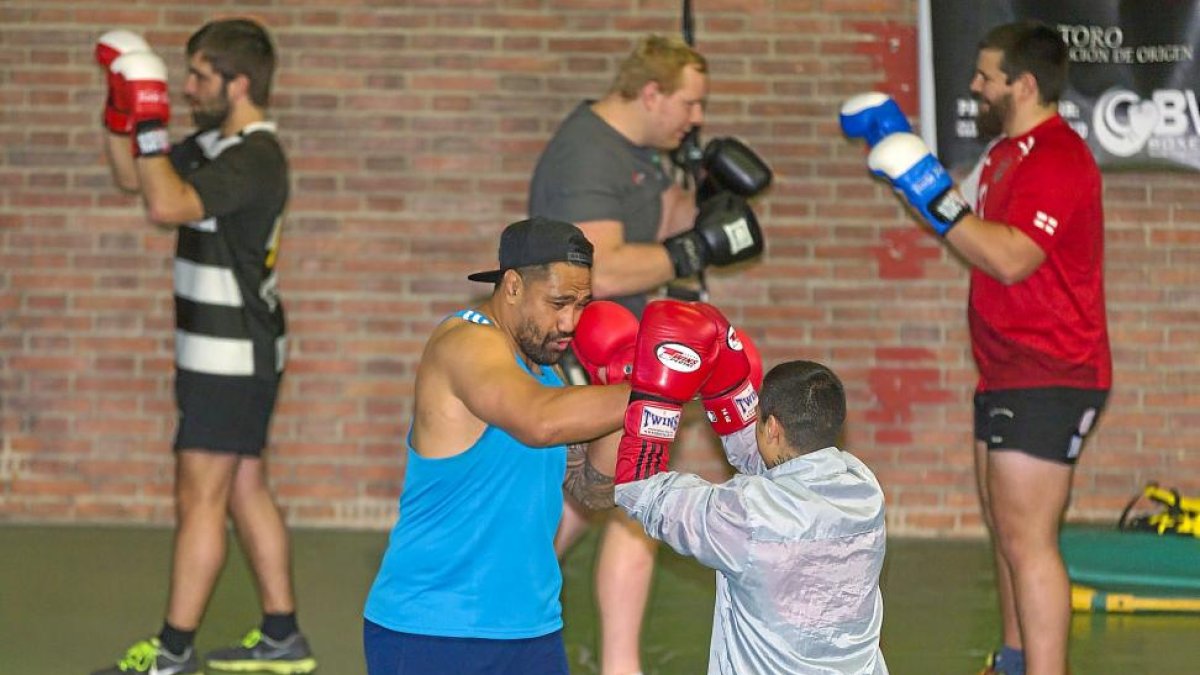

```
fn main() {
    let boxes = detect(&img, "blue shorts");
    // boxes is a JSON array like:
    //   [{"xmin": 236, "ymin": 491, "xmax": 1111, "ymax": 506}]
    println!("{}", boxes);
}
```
[{"xmin": 363, "ymin": 619, "xmax": 568, "ymax": 675}]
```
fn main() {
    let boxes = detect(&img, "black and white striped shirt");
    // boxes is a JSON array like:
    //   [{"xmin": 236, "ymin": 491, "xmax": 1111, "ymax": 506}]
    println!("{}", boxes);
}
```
[{"xmin": 169, "ymin": 122, "xmax": 288, "ymax": 379}]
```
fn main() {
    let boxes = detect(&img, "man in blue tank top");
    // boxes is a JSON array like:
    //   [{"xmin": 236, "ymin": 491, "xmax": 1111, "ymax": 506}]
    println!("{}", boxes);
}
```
[{"xmin": 363, "ymin": 218, "xmax": 633, "ymax": 674}]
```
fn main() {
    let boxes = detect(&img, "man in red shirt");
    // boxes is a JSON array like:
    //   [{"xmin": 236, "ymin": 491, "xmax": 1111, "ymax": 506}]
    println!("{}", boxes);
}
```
[{"xmin": 845, "ymin": 20, "xmax": 1110, "ymax": 675}]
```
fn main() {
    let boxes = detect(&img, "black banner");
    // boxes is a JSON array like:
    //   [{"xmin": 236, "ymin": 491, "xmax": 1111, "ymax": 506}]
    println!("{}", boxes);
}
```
[{"xmin": 926, "ymin": 0, "xmax": 1200, "ymax": 173}]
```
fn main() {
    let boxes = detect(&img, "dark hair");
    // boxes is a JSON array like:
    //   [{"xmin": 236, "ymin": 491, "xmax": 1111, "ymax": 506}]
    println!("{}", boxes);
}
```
[
  {"xmin": 978, "ymin": 20, "xmax": 1068, "ymax": 104},
  {"xmin": 187, "ymin": 18, "xmax": 276, "ymax": 108},
  {"xmin": 758, "ymin": 360, "xmax": 846, "ymax": 453},
  {"xmin": 512, "ymin": 263, "xmax": 551, "ymax": 286}
]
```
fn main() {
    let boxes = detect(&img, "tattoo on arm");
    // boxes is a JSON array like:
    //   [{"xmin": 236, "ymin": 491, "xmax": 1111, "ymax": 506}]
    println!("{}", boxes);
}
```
[{"xmin": 563, "ymin": 443, "xmax": 615, "ymax": 511}]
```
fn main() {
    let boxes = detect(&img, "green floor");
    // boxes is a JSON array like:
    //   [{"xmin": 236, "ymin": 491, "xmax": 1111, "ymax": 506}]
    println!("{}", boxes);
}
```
[{"xmin": 2, "ymin": 525, "xmax": 1198, "ymax": 674}]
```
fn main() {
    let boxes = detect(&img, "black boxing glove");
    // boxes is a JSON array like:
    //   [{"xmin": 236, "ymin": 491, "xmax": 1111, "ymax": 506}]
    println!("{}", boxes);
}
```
[
  {"xmin": 669, "ymin": 128, "xmax": 705, "ymax": 182},
  {"xmin": 699, "ymin": 137, "xmax": 773, "ymax": 201},
  {"xmin": 662, "ymin": 192, "xmax": 765, "ymax": 278}
]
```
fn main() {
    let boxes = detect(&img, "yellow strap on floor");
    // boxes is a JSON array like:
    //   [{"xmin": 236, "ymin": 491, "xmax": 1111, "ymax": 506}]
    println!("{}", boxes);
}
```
[
  {"xmin": 1071, "ymin": 585, "xmax": 1200, "ymax": 613},
  {"xmin": 1130, "ymin": 484, "xmax": 1200, "ymax": 538},
  {"xmin": 1156, "ymin": 512, "xmax": 1200, "ymax": 536},
  {"xmin": 1145, "ymin": 485, "xmax": 1200, "ymax": 515}
]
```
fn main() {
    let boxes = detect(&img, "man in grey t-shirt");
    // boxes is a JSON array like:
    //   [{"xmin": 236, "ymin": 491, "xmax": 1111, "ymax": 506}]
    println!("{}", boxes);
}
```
[
  {"xmin": 529, "ymin": 34, "xmax": 765, "ymax": 675},
  {"xmin": 528, "ymin": 98, "xmax": 684, "ymax": 316}
]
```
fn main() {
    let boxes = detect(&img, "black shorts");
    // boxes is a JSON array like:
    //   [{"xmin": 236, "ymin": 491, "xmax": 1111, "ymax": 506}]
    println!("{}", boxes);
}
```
[
  {"xmin": 974, "ymin": 387, "xmax": 1108, "ymax": 465},
  {"xmin": 174, "ymin": 370, "xmax": 281, "ymax": 456}
]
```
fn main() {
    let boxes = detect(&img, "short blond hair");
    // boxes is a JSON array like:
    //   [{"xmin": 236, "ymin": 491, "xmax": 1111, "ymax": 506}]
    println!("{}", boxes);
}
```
[{"xmin": 610, "ymin": 34, "xmax": 707, "ymax": 100}]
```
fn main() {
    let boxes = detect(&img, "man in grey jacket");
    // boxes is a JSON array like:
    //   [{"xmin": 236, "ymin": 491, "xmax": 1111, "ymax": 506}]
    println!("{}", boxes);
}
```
[{"xmin": 615, "ymin": 350, "xmax": 889, "ymax": 674}]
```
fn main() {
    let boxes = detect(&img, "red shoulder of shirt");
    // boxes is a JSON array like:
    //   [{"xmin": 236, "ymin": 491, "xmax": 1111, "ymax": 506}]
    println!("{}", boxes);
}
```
[{"xmin": 997, "ymin": 115, "xmax": 1100, "ymax": 250}]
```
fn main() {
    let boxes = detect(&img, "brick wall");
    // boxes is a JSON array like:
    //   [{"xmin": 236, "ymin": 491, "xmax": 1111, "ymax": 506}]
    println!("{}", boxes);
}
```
[{"xmin": 2, "ymin": 0, "xmax": 1197, "ymax": 535}]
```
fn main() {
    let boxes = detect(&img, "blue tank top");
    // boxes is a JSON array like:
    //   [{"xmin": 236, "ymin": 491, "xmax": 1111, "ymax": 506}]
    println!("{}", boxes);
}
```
[{"xmin": 363, "ymin": 310, "xmax": 568, "ymax": 639}]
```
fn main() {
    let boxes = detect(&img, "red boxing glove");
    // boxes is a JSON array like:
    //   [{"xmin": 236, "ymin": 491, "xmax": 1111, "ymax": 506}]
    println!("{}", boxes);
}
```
[
  {"xmin": 614, "ymin": 300, "xmax": 721, "ymax": 484},
  {"xmin": 740, "ymin": 326, "xmax": 764, "ymax": 392},
  {"xmin": 95, "ymin": 30, "xmax": 150, "ymax": 134},
  {"xmin": 570, "ymin": 301, "xmax": 638, "ymax": 385},
  {"xmin": 111, "ymin": 51, "xmax": 171, "ymax": 157},
  {"xmin": 694, "ymin": 303, "xmax": 761, "ymax": 435}
]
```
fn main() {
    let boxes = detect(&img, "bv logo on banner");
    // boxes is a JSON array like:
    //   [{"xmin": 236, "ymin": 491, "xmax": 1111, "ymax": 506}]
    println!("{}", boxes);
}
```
[
  {"xmin": 922, "ymin": 0, "xmax": 1200, "ymax": 172},
  {"xmin": 1093, "ymin": 88, "xmax": 1200, "ymax": 160}
]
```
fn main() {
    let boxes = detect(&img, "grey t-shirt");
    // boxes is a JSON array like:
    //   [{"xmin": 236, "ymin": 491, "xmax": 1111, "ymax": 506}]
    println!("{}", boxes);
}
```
[{"xmin": 529, "ymin": 102, "xmax": 672, "ymax": 315}]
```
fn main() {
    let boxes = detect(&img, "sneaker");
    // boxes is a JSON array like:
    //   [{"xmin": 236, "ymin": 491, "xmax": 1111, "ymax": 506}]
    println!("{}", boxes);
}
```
[
  {"xmin": 90, "ymin": 637, "xmax": 201, "ymax": 675},
  {"xmin": 203, "ymin": 629, "xmax": 317, "ymax": 674},
  {"xmin": 979, "ymin": 649, "xmax": 1025, "ymax": 675}
]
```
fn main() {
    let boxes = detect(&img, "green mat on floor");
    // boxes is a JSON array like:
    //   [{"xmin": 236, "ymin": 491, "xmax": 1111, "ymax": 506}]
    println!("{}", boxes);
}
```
[{"xmin": 1061, "ymin": 524, "xmax": 1200, "ymax": 597}]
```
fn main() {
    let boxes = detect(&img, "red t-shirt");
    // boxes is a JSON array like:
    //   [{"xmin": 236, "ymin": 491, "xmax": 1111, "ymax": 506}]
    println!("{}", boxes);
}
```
[{"xmin": 968, "ymin": 115, "xmax": 1111, "ymax": 391}]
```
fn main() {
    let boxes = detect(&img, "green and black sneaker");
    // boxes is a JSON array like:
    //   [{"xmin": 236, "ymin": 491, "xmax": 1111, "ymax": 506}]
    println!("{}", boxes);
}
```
[
  {"xmin": 90, "ymin": 637, "xmax": 201, "ymax": 675},
  {"xmin": 203, "ymin": 629, "xmax": 317, "ymax": 674}
]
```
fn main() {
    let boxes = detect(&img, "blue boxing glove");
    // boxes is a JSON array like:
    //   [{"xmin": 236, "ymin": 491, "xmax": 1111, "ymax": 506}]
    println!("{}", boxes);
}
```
[
  {"xmin": 868, "ymin": 132, "xmax": 971, "ymax": 236},
  {"xmin": 840, "ymin": 92, "xmax": 912, "ymax": 147}
]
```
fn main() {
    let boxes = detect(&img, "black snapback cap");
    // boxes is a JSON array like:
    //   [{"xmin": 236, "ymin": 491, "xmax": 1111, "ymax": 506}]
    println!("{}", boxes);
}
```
[{"xmin": 467, "ymin": 217, "xmax": 594, "ymax": 283}]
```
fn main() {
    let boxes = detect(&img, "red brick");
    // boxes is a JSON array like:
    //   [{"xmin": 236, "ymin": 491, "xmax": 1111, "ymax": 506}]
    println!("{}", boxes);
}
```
[{"xmin": 1, "ymin": 1, "xmax": 1196, "ymax": 535}]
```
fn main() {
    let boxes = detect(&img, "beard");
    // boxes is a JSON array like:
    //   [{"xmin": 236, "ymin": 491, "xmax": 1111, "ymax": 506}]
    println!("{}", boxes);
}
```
[
  {"xmin": 515, "ymin": 317, "xmax": 568, "ymax": 366},
  {"xmin": 191, "ymin": 90, "xmax": 232, "ymax": 132},
  {"xmin": 976, "ymin": 91, "xmax": 1012, "ymax": 139}
]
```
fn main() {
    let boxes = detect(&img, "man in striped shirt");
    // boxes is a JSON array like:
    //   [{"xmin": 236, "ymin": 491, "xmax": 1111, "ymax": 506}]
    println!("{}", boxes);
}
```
[{"xmin": 93, "ymin": 18, "xmax": 314, "ymax": 675}]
